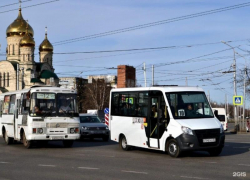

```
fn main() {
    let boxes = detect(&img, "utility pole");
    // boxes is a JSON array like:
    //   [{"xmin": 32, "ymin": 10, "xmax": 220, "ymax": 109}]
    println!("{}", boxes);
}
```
[
  {"xmin": 185, "ymin": 77, "xmax": 188, "ymax": 86},
  {"xmin": 16, "ymin": 64, "xmax": 19, "ymax": 90},
  {"xmin": 221, "ymin": 41, "xmax": 237, "ymax": 127},
  {"xmin": 207, "ymin": 90, "xmax": 210, "ymax": 102},
  {"xmin": 227, "ymin": 94, "xmax": 229, "ymax": 117},
  {"xmin": 20, "ymin": 67, "xmax": 24, "ymax": 89},
  {"xmin": 143, "ymin": 62, "xmax": 146, "ymax": 87},
  {"xmin": 152, "ymin": 65, "xmax": 154, "ymax": 86},
  {"xmin": 243, "ymin": 66, "xmax": 246, "ymax": 131},
  {"xmin": 225, "ymin": 94, "xmax": 227, "ymax": 114}
]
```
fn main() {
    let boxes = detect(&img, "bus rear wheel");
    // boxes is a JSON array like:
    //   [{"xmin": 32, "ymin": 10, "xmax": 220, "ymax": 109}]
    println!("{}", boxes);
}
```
[
  {"xmin": 63, "ymin": 140, "xmax": 74, "ymax": 148},
  {"xmin": 23, "ymin": 132, "xmax": 32, "ymax": 149},
  {"xmin": 4, "ymin": 131, "xmax": 13, "ymax": 145},
  {"xmin": 119, "ymin": 135, "xmax": 130, "ymax": 151},
  {"xmin": 166, "ymin": 139, "xmax": 181, "ymax": 158}
]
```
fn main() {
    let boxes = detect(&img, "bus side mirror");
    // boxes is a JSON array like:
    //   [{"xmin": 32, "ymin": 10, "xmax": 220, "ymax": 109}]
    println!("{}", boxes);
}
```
[{"xmin": 214, "ymin": 110, "xmax": 219, "ymax": 119}]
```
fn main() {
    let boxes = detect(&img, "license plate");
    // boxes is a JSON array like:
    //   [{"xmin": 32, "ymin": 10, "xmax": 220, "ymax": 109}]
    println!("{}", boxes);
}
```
[
  {"xmin": 51, "ymin": 136, "xmax": 63, "ymax": 140},
  {"xmin": 203, "ymin": 138, "xmax": 216, "ymax": 143}
]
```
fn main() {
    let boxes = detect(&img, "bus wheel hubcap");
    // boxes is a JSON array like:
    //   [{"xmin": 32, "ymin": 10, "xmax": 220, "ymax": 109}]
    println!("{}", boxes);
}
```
[
  {"xmin": 169, "ymin": 143, "xmax": 177, "ymax": 154},
  {"xmin": 122, "ymin": 138, "xmax": 127, "ymax": 148}
]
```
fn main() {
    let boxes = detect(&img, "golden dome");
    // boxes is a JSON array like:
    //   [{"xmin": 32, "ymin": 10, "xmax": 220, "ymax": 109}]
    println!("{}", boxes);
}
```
[
  {"xmin": 39, "ymin": 33, "xmax": 53, "ymax": 52},
  {"xmin": 6, "ymin": 8, "xmax": 34, "ymax": 37},
  {"xmin": 20, "ymin": 26, "xmax": 35, "ymax": 47}
]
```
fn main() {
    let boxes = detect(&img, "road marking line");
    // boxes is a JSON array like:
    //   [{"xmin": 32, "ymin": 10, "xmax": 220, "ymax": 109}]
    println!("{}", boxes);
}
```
[
  {"xmin": 122, "ymin": 170, "xmax": 148, "ymax": 174},
  {"xmin": 78, "ymin": 167, "xmax": 99, "ymax": 170},
  {"xmin": 38, "ymin": 164, "xmax": 56, "ymax": 167},
  {"xmin": 0, "ymin": 162, "xmax": 10, "ymax": 164},
  {"xmin": 233, "ymin": 146, "xmax": 250, "ymax": 149},
  {"xmin": 200, "ymin": 161, "xmax": 217, "ymax": 164},
  {"xmin": 238, "ymin": 164, "xmax": 250, "ymax": 167},
  {"xmin": 180, "ymin": 176, "xmax": 209, "ymax": 179}
]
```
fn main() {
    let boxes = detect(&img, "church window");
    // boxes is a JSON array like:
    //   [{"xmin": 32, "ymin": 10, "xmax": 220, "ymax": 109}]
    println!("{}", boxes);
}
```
[
  {"xmin": 3, "ymin": 73, "xmax": 5, "ymax": 87},
  {"xmin": 7, "ymin": 73, "xmax": 9, "ymax": 87},
  {"xmin": 13, "ymin": 45, "xmax": 15, "ymax": 55}
]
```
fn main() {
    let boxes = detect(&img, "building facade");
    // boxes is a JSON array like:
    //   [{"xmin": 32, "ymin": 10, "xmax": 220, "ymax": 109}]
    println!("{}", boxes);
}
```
[
  {"xmin": 0, "ymin": 7, "xmax": 59, "ymax": 93},
  {"xmin": 117, "ymin": 65, "xmax": 136, "ymax": 88}
]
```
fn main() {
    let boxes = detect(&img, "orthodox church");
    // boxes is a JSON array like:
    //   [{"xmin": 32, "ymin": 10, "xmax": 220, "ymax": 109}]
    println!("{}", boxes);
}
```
[{"xmin": 0, "ymin": 6, "xmax": 59, "ymax": 93}]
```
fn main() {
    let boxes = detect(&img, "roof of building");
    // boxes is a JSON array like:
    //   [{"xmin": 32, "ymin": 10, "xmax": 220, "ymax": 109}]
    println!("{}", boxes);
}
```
[{"xmin": 40, "ymin": 70, "xmax": 59, "ymax": 79}]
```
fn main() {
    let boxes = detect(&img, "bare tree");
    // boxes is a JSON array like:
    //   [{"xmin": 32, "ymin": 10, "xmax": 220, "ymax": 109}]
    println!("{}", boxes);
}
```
[{"xmin": 82, "ymin": 79, "xmax": 112, "ymax": 111}]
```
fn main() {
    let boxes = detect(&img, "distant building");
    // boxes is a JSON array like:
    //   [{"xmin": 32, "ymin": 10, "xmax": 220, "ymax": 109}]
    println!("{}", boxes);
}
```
[
  {"xmin": 88, "ymin": 75, "xmax": 117, "ymax": 88},
  {"xmin": 117, "ymin": 65, "xmax": 136, "ymax": 88},
  {"xmin": 0, "ymin": 7, "xmax": 59, "ymax": 93},
  {"xmin": 59, "ymin": 77, "xmax": 87, "ymax": 90}
]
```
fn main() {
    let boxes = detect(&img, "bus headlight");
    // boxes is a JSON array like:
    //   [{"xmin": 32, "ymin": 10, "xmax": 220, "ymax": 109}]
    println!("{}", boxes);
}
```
[
  {"xmin": 181, "ymin": 126, "xmax": 193, "ymax": 135},
  {"xmin": 38, "ymin": 128, "xmax": 43, "ymax": 134},
  {"xmin": 220, "ymin": 124, "xmax": 224, "ymax": 134}
]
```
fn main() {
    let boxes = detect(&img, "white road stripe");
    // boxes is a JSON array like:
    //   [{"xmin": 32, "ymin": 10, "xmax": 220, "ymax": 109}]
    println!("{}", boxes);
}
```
[
  {"xmin": 38, "ymin": 164, "xmax": 56, "ymax": 167},
  {"xmin": 0, "ymin": 162, "xmax": 10, "ymax": 164},
  {"xmin": 238, "ymin": 164, "xmax": 250, "ymax": 167},
  {"xmin": 200, "ymin": 161, "xmax": 217, "ymax": 164},
  {"xmin": 180, "ymin": 176, "xmax": 209, "ymax": 179},
  {"xmin": 78, "ymin": 167, "xmax": 99, "ymax": 170},
  {"xmin": 122, "ymin": 170, "xmax": 148, "ymax": 174},
  {"xmin": 233, "ymin": 146, "xmax": 250, "ymax": 149}
]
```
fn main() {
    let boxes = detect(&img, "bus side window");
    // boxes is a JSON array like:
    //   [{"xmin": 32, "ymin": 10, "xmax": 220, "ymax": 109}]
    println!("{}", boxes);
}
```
[
  {"xmin": 3, "ymin": 95, "xmax": 10, "ymax": 114},
  {"xmin": 8, "ymin": 95, "xmax": 16, "ymax": 114},
  {"xmin": 21, "ymin": 93, "xmax": 30, "ymax": 114}
]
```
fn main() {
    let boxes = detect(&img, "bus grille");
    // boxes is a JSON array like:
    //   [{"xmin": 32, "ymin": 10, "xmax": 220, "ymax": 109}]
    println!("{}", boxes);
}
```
[
  {"xmin": 194, "ymin": 129, "xmax": 220, "ymax": 147},
  {"xmin": 46, "ymin": 123, "xmax": 79, "ymax": 128},
  {"xmin": 88, "ymin": 127, "xmax": 106, "ymax": 130}
]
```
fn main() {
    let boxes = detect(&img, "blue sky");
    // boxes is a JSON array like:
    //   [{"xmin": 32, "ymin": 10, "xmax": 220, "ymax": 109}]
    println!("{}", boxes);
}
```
[{"xmin": 0, "ymin": 0, "xmax": 250, "ymax": 106}]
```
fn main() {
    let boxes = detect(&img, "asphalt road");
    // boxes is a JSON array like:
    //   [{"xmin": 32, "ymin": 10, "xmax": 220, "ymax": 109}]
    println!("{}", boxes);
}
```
[{"xmin": 0, "ymin": 133, "xmax": 250, "ymax": 180}]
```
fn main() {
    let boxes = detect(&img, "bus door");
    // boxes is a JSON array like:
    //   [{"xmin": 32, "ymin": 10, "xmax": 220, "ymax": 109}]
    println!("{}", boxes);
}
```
[
  {"xmin": 147, "ymin": 91, "xmax": 166, "ymax": 148},
  {"xmin": 14, "ymin": 97, "xmax": 20, "ymax": 139},
  {"xmin": 8, "ymin": 95, "xmax": 16, "ymax": 138}
]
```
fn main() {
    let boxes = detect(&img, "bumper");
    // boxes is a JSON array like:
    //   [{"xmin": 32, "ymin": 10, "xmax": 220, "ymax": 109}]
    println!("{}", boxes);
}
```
[
  {"xmin": 81, "ymin": 130, "xmax": 110, "ymax": 138},
  {"xmin": 176, "ymin": 133, "xmax": 225, "ymax": 151},
  {"xmin": 28, "ymin": 134, "xmax": 80, "ymax": 140}
]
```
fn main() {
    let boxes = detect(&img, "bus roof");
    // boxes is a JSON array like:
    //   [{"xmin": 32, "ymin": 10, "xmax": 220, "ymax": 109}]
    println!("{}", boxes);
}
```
[
  {"xmin": 111, "ymin": 86, "xmax": 204, "ymax": 93},
  {"xmin": 0, "ymin": 86, "xmax": 76, "ymax": 96}
]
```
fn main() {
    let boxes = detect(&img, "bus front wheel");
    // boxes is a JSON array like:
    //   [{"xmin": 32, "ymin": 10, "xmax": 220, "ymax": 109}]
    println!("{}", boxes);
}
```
[
  {"xmin": 119, "ymin": 135, "xmax": 130, "ymax": 151},
  {"xmin": 23, "ymin": 132, "xmax": 32, "ymax": 149},
  {"xmin": 166, "ymin": 139, "xmax": 181, "ymax": 158}
]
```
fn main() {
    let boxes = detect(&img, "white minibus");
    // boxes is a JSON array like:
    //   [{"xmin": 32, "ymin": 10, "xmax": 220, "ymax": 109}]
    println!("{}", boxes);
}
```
[
  {"xmin": 0, "ymin": 86, "xmax": 80, "ymax": 148},
  {"xmin": 212, "ymin": 108, "xmax": 227, "ymax": 131},
  {"xmin": 109, "ymin": 87, "xmax": 225, "ymax": 157}
]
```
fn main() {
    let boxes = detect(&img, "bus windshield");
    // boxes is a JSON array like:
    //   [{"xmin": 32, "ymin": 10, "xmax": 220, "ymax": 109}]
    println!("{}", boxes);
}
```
[
  {"xmin": 57, "ymin": 94, "xmax": 78, "ymax": 117},
  {"xmin": 30, "ymin": 93, "xmax": 78, "ymax": 117},
  {"xmin": 165, "ymin": 92, "xmax": 214, "ymax": 119}
]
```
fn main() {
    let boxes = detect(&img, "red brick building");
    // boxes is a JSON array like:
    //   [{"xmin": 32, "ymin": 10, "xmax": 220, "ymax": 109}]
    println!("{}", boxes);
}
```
[{"xmin": 117, "ymin": 65, "xmax": 136, "ymax": 88}]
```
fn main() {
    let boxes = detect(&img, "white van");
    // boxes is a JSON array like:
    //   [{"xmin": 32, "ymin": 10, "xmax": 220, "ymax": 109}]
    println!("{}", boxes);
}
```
[
  {"xmin": 109, "ymin": 87, "xmax": 225, "ymax": 157},
  {"xmin": 212, "ymin": 108, "xmax": 227, "ymax": 131}
]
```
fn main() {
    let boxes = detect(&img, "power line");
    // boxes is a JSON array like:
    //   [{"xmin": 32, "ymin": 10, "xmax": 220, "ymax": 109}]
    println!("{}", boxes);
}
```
[
  {"xmin": 0, "ymin": 0, "xmax": 32, "ymax": 8},
  {"xmin": 0, "ymin": 0, "xmax": 60, "ymax": 14},
  {"xmin": 51, "ymin": 2, "xmax": 250, "ymax": 46}
]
